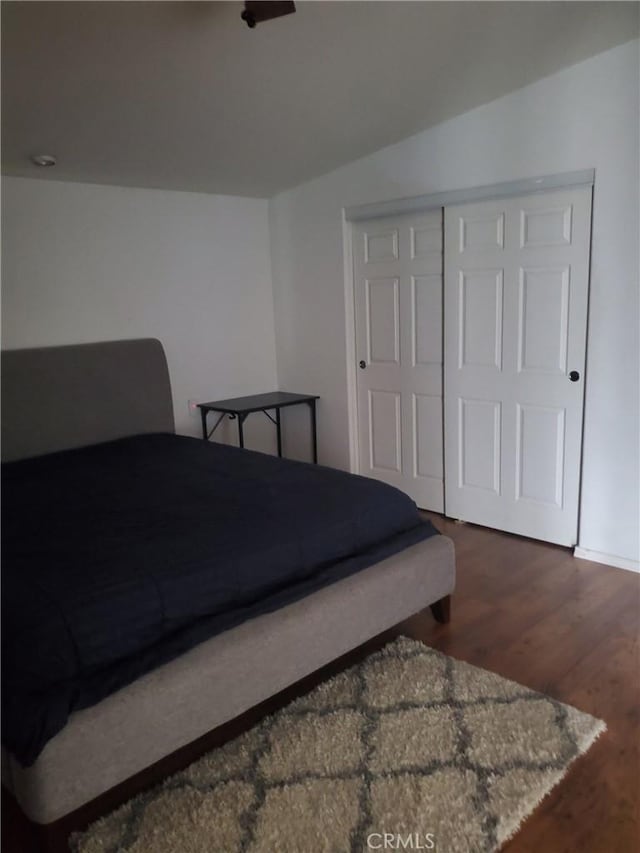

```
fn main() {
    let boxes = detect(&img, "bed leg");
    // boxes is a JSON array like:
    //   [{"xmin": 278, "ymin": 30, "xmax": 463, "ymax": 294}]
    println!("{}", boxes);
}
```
[{"xmin": 430, "ymin": 594, "xmax": 451, "ymax": 624}]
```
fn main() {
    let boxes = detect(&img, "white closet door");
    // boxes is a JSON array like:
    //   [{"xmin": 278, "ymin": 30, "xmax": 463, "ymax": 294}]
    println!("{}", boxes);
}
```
[
  {"xmin": 353, "ymin": 210, "xmax": 443, "ymax": 510},
  {"xmin": 444, "ymin": 186, "xmax": 592, "ymax": 545}
]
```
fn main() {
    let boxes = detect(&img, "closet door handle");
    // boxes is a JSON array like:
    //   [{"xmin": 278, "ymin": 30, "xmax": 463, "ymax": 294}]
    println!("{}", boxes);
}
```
[
  {"xmin": 359, "ymin": 360, "xmax": 367, "ymax": 369},
  {"xmin": 569, "ymin": 370, "xmax": 580, "ymax": 382}
]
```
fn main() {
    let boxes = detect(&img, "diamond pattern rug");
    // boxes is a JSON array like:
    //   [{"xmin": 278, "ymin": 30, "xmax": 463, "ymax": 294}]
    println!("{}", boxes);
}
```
[{"xmin": 72, "ymin": 637, "xmax": 605, "ymax": 853}]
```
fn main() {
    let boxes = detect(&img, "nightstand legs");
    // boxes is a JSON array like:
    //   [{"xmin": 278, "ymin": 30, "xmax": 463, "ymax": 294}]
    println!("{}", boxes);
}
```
[
  {"xmin": 276, "ymin": 408, "xmax": 282, "ymax": 457},
  {"xmin": 237, "ymin": 414, "xmax": 245, "ymax": 449},
  {"xmin": 309, "ymin": 399, "xmax": 318, "ymax": 464}
]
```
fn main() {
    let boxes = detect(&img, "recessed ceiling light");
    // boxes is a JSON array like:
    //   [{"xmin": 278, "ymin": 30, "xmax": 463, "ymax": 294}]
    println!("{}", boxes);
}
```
[{"xmin": 31, "ymin": 154, "xmax": 57, "ymax": 167}]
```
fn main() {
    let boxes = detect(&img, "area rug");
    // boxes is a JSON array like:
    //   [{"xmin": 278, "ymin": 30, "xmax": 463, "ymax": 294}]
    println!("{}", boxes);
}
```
[{"xmin": 72, "ymin": 637, "xmax": 605, "ymax": 853}]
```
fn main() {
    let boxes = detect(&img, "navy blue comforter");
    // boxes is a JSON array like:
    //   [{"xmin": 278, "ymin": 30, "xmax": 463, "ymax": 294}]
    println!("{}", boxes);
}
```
[{"xmin": 2, "ymin": 433, "xmax": 436, "ymax": 766}]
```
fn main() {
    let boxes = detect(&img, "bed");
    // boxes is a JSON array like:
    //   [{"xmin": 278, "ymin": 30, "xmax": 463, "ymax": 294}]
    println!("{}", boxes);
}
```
[{"xmin": 1, "ymin": 338, "xmax": 455, "ymax": 837}]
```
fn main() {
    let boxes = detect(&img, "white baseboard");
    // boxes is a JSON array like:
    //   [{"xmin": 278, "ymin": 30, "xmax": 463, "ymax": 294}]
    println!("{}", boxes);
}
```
[{"xmin": 574, "ymin": 547, "xmax": 640, "ymax": 574}]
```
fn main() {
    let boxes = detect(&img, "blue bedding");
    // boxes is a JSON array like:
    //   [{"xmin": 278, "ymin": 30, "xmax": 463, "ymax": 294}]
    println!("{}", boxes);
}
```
[{"xmin": 2, "ymin": 433, "xmax": 437, "ymax": 766}]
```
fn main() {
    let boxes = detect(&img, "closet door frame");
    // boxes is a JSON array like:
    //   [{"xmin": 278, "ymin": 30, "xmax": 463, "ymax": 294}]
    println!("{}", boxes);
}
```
[{"xmin": 343, "ymin": 169, "xmax": 594, "ymax": 482}]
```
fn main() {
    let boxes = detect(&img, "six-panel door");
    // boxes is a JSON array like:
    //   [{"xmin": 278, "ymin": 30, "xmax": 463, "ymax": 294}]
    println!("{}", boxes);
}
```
[
  {"xmin": 443, "ymin": 187, "xmax": 592, "ymax": 545},
  {"xmin": 353, "ymin": 211, "xmax": 444, "ymax": 511}
]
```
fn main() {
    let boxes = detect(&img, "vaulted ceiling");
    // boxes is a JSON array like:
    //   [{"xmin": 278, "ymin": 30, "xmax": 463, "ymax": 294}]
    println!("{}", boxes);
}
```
[{"xmin": 2, "ymin": 2, "xmax": 638, "ymax": 197}]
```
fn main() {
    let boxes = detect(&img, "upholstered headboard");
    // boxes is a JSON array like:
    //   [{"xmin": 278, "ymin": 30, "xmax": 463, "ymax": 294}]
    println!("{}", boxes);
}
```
[{"xmin": 1, "ymin": 338, "xmax": 175, "ymax": 462}]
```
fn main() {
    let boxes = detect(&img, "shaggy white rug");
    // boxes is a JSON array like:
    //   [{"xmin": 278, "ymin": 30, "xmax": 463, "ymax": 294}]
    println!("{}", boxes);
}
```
[{"xmin": 73, "ymin": 637, "xmax": 605, "ymax": 853}]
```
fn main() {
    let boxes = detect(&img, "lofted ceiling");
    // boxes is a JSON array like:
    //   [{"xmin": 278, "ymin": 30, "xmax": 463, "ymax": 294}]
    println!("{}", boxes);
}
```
[{"xmin": 2, "ymin": 1, "xmax": 638, "ymax": 198}]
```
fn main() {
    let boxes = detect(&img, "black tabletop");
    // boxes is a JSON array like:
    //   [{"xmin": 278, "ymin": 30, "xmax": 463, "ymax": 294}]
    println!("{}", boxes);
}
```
[{"xmin": 198, "ymin": 391, "xmax": 319, "ymax": 415}]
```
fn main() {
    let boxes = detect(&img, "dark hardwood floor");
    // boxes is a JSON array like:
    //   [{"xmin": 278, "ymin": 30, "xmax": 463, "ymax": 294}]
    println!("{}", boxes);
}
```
[
  {"xmin": 3, "ymin": 514, "xmax": 639, "ymax": 852},
  {"xmin": 402, "ymin": 513, "xmax": 640, "ymax": 853}
]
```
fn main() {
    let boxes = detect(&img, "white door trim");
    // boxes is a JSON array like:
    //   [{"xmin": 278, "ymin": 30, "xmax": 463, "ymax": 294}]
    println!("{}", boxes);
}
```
[
  {"xmin": 345, "ymin": 169, "xmax": 595, "ymax": 223},
  {"xmin": 342, "ymin": 210, "xmax": 360, "ymax": 474},
  {"xmin": 342, "ymin": 170, "xmax": 595, "ymax": 479}
]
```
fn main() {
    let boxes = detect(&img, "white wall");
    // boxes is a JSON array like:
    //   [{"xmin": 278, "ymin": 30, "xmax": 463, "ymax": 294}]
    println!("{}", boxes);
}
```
[
  {"xmin": 270, "ymin": 41, "xmax": 640, "ymax": 564},
  {"xmin": 2, "ymin": 177, "xmax": 279, "ymax": 450}
]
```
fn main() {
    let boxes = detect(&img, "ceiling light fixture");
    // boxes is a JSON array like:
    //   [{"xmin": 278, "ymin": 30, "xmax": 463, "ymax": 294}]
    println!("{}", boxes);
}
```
[{"xmin": 31, "ymin": 154, "xmax": 57, "ymax": 167}]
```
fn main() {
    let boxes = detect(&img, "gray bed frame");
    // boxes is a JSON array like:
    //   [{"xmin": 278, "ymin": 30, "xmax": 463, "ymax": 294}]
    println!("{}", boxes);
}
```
[{"xmin": 1, "ymin": 338, "xmax": 455, "ymax": 829}]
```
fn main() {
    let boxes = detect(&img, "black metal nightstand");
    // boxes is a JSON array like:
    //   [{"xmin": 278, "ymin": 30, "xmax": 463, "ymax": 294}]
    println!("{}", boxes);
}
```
[{"xmin": 197, "ymin": 392, "xmax": 320, "ymax": 463}]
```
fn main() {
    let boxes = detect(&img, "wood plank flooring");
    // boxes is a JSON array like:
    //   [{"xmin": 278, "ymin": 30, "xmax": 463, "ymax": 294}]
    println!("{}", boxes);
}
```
[
  {"xmin": 401, "ymin": 513, "xmax": 640, "ymax": 853},
  {"xmin": 3, "ymin": 514, "xmax": 639, "ymax": 852}
]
